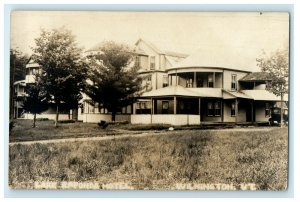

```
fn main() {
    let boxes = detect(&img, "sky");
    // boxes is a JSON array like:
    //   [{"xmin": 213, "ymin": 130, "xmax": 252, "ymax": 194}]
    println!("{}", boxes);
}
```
[{"xmin": 11, "ymin": 11, "xmax": 289, "ymax": 71}]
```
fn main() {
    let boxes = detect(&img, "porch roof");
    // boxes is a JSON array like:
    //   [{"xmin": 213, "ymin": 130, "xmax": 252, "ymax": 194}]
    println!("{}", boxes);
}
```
[
  {"xmin": 222, "ymin": 90, "xmax": 252, "ymax": 99},
  {"xmin": 141, "ymin": 86, "xmax": 222, "ymax": 98},
  {"xmin": 241, "ymin": 90, "xmax": 287, "ymax": 101}
]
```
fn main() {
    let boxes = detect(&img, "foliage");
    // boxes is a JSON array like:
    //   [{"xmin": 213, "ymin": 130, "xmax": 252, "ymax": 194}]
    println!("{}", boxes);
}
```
[
  {"xmin": 256, "ymin": 48, "xmax": 289, "ymax": 96},
  {"xmin": 85, "ymin": 41, "xmax": 142, "ymax": 121},
  {"xmin": 32, "ymin": 28, "xmax": 87, "ymax": 126},
  {"xmin": 10, "ymin": 49, "xmax": 29, "ymax": 82},
  {"xmin": 256, "ymin": 48, "xmax": 289, "ymax": 126}
]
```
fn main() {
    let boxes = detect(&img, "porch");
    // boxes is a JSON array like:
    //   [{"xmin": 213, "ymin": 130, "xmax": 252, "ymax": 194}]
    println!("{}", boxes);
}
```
[{"xmin": 134, "ymin": 85, "xmax": 259, "ymax": 126}]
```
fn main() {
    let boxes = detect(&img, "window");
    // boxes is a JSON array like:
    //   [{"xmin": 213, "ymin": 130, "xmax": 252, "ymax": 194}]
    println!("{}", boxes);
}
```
[
  {"xmin": 231, "ymin": 102, "xmax": 236, "ymax": 116},
  {"xmin": 146, "ymin": 75, "xmax": 152, "ymax": 90},
  {"xmin": 136, "ymin": 101, "xmax": 151, "ymax": 114},
  {"xmin": 208, "ymin": 74, "xmax": 214, "ymax": 88},
  {"xmin": 208, "ymin": 101, "xmax": 222, "ymax": 116},
  {"xmin": 150, "ymin": 56, "xmax": 155, "ymax": 70},
  {"xmin": 136, "ymin": 102, "xmax": 141, "ymax": 109},
  {"xmin": 265, "ymin": 103, "xmax": 271, "ymax": 117},
  {"xmin": 215, "ymin": 101, "xmax": 221, "ymax": 116},
  {"xmin": 135, "ymin": 56, "xmax": 140, "ymax": 68},
  {"xmin": 29, "ymin": 68, "xmax": 40, "ymax": 75},
  {"xmin": 80, "ymin": 103, "xmax": 84, "ymax": 114},
  {"xmin": 186, "ymin": 78, "xmax": 193, "ymax": 88},
  {"xmin": 231, "ymin": 74, "xmax": 237, "ymax": 90},
  {"xmin": 207, "ymin": 102, "xmax": 214, "ymax": 116},
  {"xmin": 163, "ymin": 75, "xmax": 168, "ymax": 87},
  {"xmin": 162, "ymin": 101, "xmax": 169, "ymax": 114},
  {"xmin": 89, "ymin": 103, "xmax": 95, "ymax": 113}
]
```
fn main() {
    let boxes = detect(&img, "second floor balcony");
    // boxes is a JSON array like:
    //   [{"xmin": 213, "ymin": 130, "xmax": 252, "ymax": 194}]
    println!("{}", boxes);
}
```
[{"xmin": 167, "ymin": 71, "xmax": 223, "ymax": 89}]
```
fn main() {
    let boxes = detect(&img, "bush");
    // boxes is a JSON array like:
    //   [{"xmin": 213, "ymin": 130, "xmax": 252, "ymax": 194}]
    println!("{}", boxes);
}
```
[
  {"xmin": 125, "ymin": 124, "xmax": 171, "ymax": 131},
  {"xmin": 98, "ymin": 120, "xmax": 129, "ymax": 129},
  {"xmin": 9, "ymin": 120, "xmax": 14, "ymax": 131},
  {"xmin": 36, "ymin": 118, "xmax": 49, "ymax": 121},
  {"xmin": 58, "ymin": 120, "xmax": 75, "ymax": 124}
]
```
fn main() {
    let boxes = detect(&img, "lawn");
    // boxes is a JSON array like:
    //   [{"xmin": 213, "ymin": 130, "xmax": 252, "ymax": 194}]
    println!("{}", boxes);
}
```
[
  {"xmin": 9, "ymin": 119, "xmax": 173, "ymax": 142},
  {"xmin": 9, "ymin": 124, "xmax": 288, "ymax": 190}
]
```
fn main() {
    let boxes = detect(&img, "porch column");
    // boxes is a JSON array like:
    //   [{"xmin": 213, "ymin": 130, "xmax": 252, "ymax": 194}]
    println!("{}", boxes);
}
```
[
  {"xmin": 213, "ymin": 72, "xmax": 216, "ymax": 88},
  {"xmin": 150, "ymin": 98, "xmax": 153, "ymax": 114},
  {"xmin": 251, "ymin": 100, "xmax": 253, "ymax": 124},
  {"xmin": 198, "ymin": 98, "xmax": 201, "ymax": 123},
  {"xmin": 174, "ymin": 96, "xmax": 177, "ymax": 114},
  {"xmin": 175, "ymin": 70, "xmax": 178, "ymax": 86},
  {"xmin": 16, "ymin": 101, "xmax": 18, "ymax": 119},
  {"xmin": 235, "ymin": 98, "xmax": 238, "ymax": 122},
  {"xmin": 193, "ymin": 72, "xmax": 197, "ymax": 87},
  {"xmin": 221, "ymin": 100, "xmax": 224, "ymax": 122},
  {"xmin": 154, "ymin": 99, "xmax": 157, "ymax": 114}
]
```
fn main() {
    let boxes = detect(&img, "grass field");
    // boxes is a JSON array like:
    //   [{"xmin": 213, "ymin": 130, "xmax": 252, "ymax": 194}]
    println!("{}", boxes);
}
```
[
  {"xmin": 9, "ymin": 122, "xmax": 288, "ymax": 190},
  {"xmin": 10, "ymin": 119, "xmax": 174, "ymax": 142}
]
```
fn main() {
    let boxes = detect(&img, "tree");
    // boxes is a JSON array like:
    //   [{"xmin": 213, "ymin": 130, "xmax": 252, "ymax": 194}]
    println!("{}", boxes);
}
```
[
  {"xmin": 10, "ymin": 49, "xmax": 29, "ymax": 119},
  {"xmin": 85, "ymin": 41, "xmax": 142, "ymax": 122},
  {"xmin": 257, "ymin": 48, "xmax": 289, "ymax": 126},
  {"xmin": 32, "ymin": 28, "xmax": 87, "ymax": 127},
  {"xmin": 23, "ymin": 84, "xmax": 48, "ymax": 128}
]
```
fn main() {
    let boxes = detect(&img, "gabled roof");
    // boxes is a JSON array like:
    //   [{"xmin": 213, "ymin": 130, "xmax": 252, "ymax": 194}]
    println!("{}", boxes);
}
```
[
  {"xmin": 135, "ymin": 38, "xmax": 188, "ymax": 58},
  {"xmin": 171, "ymin": 46, "xmax": 260, "ymax": 72},
  {"xmin": 240, "ymin": 72, "xmax": 272, "ymax": 82}
]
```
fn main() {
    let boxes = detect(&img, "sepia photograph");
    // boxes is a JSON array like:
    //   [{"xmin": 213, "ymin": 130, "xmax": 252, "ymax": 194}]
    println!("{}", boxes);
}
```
[{"xmin": 9, "ymin": 11, "xmax": 289, "ymax": 190}]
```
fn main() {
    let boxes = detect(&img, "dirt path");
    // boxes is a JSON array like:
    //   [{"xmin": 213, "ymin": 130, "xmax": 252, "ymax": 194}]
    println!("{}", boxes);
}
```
[{"xmin": 9, "ymin": 127, "xmax": 274, "ymax": 146}]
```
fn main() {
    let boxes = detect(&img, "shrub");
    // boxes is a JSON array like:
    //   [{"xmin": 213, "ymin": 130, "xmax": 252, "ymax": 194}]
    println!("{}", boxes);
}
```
[
  {"xmin": 58, "ymin": 120, "xmax": 75, "ymax": 124},
  {"xmin": 125, "ymin": 124, "xmax": 172, "ymax": 131},
  {"xmin": 9, "ymin": 120, "xmax": 14, "ymax": 131}
]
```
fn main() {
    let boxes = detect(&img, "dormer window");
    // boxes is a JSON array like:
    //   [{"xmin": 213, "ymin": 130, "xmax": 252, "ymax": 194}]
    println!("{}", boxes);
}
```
[
  {"xmin": 150, "ymin": 56, "xmax": 155, "ymax": 70},
  {"xmin": 231, "ymin": 74, "xmax": 237, "ymax": 90}
]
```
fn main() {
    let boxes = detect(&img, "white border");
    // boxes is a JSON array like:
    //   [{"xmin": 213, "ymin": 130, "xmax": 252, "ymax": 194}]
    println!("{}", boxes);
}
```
[{"xmin": 1, "ymin": 0, "xmax": 299, "ymax": 201}]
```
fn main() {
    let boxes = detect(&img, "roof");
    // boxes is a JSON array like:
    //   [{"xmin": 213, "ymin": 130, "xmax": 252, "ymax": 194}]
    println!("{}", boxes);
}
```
[
  {"xmin": 241, "ymin": 90, "xmax": 287, "ymax": 101},
  {"xmin": 171, "ymin": 46, "xmax": 260, "ymax": 72},
  {"xmin": 222, "ymin": 90, "xmax": 252, "ymax": 99},
  {"xmin": 141, "ymin": 85, "xmax": 222, "ymax": 98},
  {"xmin": 165, "ymin": 55, "xmax": 184, "ymax": 67},
  {"xmin": 14, "ymin": 80, "xmax": 26, "ymax": 86},
  {"xmin": 240, "ymin": 72, "xmax": 272, "ymax": 82},
  {"xmin": 135, "ymin": 38, "xmax": 188, "ymax": 58}
]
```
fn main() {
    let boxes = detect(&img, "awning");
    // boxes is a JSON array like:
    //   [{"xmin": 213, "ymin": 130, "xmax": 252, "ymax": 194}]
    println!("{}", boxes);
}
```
[
  {"xmin": 222, "ymin": 90, "xmax": 252, "ymax": 99},
  {"xmin": 241, "ymin": 90, "xmax": 287, "ymax": 101}
]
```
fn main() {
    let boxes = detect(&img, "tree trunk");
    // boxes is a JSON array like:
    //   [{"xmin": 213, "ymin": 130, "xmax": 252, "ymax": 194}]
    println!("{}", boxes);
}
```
[
  {"xmin": 280, "ymin": 93, "xmax": 284, "ymax": 128},
  {"xmin": 72, "ymin": 109, "xmax": 78, "ymax": 120},
  {"xmin": 33, "ymin": 113, "xmax": 36, "ymax": 128},
  {"xmin": 55, "ymin": 105, "xmax": 59, "ymax": 127},
  {"xmin": 111, "ymin": 112, "xmax": 116, "ymax": 122}
]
